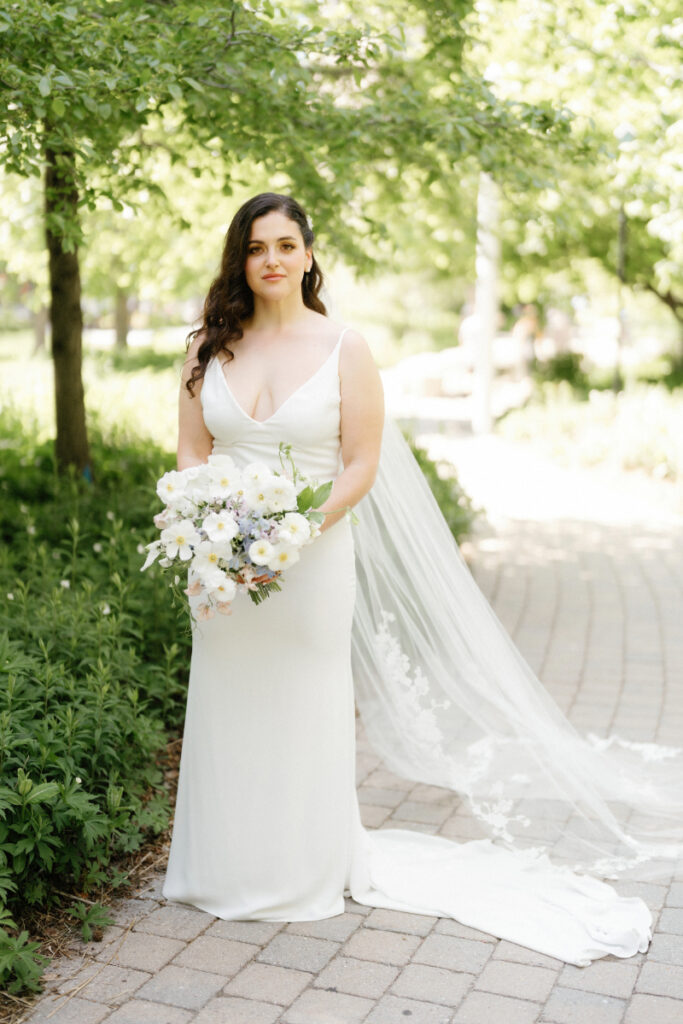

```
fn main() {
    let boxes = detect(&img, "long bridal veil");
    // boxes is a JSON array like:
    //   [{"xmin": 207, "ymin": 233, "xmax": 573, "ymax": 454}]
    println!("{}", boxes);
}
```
[{"xmin": 351, "ymin": 416, "xmax": 683, "ymax": 882}]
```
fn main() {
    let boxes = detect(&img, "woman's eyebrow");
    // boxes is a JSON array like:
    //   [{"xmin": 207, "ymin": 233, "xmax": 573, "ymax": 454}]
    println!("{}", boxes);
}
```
[{"xmin": 249, "ymin": 236, "xmax": 298, "ymax": 244}]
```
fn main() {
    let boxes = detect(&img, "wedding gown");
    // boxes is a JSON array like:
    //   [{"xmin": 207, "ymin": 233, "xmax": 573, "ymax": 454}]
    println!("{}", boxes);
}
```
[{"xmin": 163, "ymin": 324, "xmax": 672, "ymax": 967}]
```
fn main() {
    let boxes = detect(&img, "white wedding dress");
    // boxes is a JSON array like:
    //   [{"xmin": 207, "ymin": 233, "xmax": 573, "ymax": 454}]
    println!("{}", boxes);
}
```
[{"xmin": 163, "ymin": 325, "xmax": 670, "ymax": 967}]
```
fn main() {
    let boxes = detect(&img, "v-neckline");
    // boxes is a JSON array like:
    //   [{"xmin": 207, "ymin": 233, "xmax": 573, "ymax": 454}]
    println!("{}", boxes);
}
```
[{"xmin": 214, "ymin": 330, "xmax": 346, "ymax": 426}]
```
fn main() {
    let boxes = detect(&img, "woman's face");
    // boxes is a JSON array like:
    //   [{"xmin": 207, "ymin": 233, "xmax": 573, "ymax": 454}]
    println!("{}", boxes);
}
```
[{"xmin": 244, "ymin": 210, "xmax": 312, "ymax": 301}]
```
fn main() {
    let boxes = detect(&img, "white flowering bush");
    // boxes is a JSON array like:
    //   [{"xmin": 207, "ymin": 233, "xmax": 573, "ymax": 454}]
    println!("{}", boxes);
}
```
[{"xmin": 142, "ymin": 444, "xmax": 332, "ymax": 617}]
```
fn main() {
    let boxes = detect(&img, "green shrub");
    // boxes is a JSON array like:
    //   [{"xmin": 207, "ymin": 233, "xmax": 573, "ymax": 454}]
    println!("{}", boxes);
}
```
[
  {"xmin": 407, "ymin": 438, "xmax": 479, "ymax": 542},
  {"xmin": 0, "ymin": 409, "xmax": 190, "ymax": 992}
]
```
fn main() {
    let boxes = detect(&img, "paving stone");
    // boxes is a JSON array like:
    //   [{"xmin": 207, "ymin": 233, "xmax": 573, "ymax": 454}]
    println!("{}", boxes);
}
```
[
  {"xmin": 136, "ymin": 905, "xmax": 213, "ymax": 940},
  {"xmin": 25, "ymin": 994, "xmax": 110, "ymax": 1024},
  {"xmin": 343, "ymin": 926, "xmax": 422, "ymax": 966},
  {"xmin": 136, "ymin": 964, "xmax": 226, "ymax": 1010},
  {"xmin": 104, "ymin": 1001, "xmax": 194, "ymax": 1023},
  {"xmin": 612, "ymin": 881, "xmax": 668, "ymax": 910},
  {"xmin": 408, "ymin": 783, "xmax": 457, "ymax": 805},
  {"xmin": 109, "ymin": 898, "xmax": 160, "ymax": 926},
  {"xmin": 646, "ymin": 932, "xmax": 683, "ymax": 965},
  {"xmin": 205, "ymin": 919, "xmax": 283, "ymax": 944},
  {"xmin": 558, "ymin": 959, "xmax": 637, "ymax": 999},
  {"xmin": 541, "ymin": 985, "xmax": 626, "ymax": 1024},
  {"xmin": 475, "ymin": 960, "xmax": 555, "ymax": 1001},
  {"xmin": 193, "ymin": 995, "xmax": 282, "ymax": 1023},
  {"xmin": 364, "ymin": 769, "xmax": 414, "ymax": 791},
  {"xmin": 453, "ymin": 990, "xmax": 541, "ymax": 1023},
  {"xmin": 314, "ymin": 955, "xmax": 399, "ymax": 998},
  {"xmin": 257, "ymin": 933, "xmax": 339, "ymax": 971},
  {"xmin": 285, "ymin": 914, "xmax": 363, "ymax": 941},
  {"xmin": 391, "ymin": 801, "xmax": 452, "ymax": 825},
  {"xmin": 344, "ymin": 896, "xmax": 372, "ymax": 915},
  {"xmin": 635, "ymin": 960, "xmax": 683, "ymax": 999},
  {"xmin": 434, "ymin": 918, "xmax": 498, "ymax": 943},
  {"xmin": 665, "ymin": 882, "xmax": 683, "ymax": 907},
  {"xmin": 358, "ymin": 786, "xmax": 408, "ymax": 807},
  {"xmin": 281, "ymin": 987, "xmax": 375, "ymax": 1023},
  {"xmin": 413, "ymin": 933, "xmax": 493, "ymax": 973},
  {"xmin": 360, "ymin": 803, "xmax": 391, "ymax": 828},
  {"xmin": 172, "ymin": 935, "xmax": 259, "ymax": 976},
  {"xmin": 624, "ymin": 993, "xmax": 683, "ymax": 1023},
  {"xmin": 137, "ymin": 874, "xmax": 167, "ymax": 899},
  {"xmin": 364, "ymin": 907, "xmax": 436, "ymax": 936},
  {"xmin": 657, "ymin": 908, "xmax": 683, "ymax": 934},
  {"xmin": 366, "ymin": 993, "xmax": 454, "ymax": 1023},
  {"xmin": 492, "ymin": 939, "xmax": 564, "ymax": 969},
  {"xmin": 95, "ymin": 930, "xmax": 185, "ymax": 972},
  {"xmin": 224, "ymin": 962, "xmax": 312, "ymax": 1005},
  {"xmin": 391, "ymin": 962, "xmax": 473, "ymax": 1005},
  {"xmin": 56, "ymin": 963, "xmax": 150, "ymax": 1004}
]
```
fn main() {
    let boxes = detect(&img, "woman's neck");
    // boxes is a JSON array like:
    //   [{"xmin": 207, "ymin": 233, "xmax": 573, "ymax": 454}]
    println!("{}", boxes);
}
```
[{"xmin": 248, "ymin": 295, "xmax": 312, "ymax": 332}]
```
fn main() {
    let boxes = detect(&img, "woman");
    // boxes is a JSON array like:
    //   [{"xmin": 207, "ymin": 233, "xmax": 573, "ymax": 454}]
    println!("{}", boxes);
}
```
[{"xmin": 163, "ymin": 192, "xmax": 683, "ymax": 966}]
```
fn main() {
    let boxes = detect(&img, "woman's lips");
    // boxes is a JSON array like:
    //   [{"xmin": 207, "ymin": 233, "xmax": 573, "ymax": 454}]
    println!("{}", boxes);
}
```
[{"xmin": 262, "ymin": 274, "xmax": 285, "ymax": 280}]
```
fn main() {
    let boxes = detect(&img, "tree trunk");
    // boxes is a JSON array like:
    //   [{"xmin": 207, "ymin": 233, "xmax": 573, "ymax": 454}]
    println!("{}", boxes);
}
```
[
  {"xmin": 115, "ymin": 286, "xmax": 129, "ymax": 349},
  {"xmin": 45, "ymin": 145, "xmax": 92, "ymax": 478},
  {"xmin": 32, "ymin": 304, "xmax": 48, "ymax": 355},
  {"xmin": 472, "ymin": 172, "xmax": 499, "ymax": 434}
]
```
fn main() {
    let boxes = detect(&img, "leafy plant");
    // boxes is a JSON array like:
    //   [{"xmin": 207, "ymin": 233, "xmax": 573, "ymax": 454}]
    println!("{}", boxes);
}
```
[
  {"xmin": 407, "ymin": 437, "xmax": 479, "ymax": 541},
  {"xmin": 0, "ymin": 926, "xmax": 48, "ymax": 995},
  {"xmin": 66, "ymin": 902, "xmax": 115, "ymax": 943}
]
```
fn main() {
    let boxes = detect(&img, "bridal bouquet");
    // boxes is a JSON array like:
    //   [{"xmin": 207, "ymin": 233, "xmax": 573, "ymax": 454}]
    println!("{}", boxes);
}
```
[{"xmin": 141, "ymin": 444, "xmax": 332, "ymax": 618}]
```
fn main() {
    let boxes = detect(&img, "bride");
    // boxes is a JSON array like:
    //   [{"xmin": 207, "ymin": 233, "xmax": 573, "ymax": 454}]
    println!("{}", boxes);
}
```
[{"xmin": 162, "ymin": 191, "xmax": 683, "ymax": 967}]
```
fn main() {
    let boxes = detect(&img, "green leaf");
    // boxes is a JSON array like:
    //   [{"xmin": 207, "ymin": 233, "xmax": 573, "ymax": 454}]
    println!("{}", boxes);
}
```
[
  {"xmin": 51, "ymin": 98, "xmax": 66, "ymax": 118},
  {"xmin": 168, "ymin": 83, "xmax": 183, "ymax": 101},
  {"xmin": 25, "ymin": 782, "xmax": 60, "ymax": 805},
  {"xmin": 311, "ymin": 481, "xmax": 332, "ymax": 508},
  {"xmin": 296, "ymin": 485, "xmax": 314, "ymax": 511},
  {"xmin": 182, "ymin": 77, "xmax": 204, "ymax": 93},
  {"xmin": 38, "ymin": 76, "xmax": 51, "ymax": 98}
]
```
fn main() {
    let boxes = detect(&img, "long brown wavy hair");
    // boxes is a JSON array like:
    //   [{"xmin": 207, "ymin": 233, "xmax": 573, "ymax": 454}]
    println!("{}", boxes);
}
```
[{"xmin": 185, "ymin": 192, "xmax": 327, "ymax": 396}]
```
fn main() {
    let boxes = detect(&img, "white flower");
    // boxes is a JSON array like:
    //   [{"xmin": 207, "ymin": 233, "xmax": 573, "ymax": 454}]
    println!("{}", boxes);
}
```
[
  {"xmin": 60, "ymin": 579, "xmax": 70, "ymax": 589},
  {"xmin": 136, "ymin": 543, "xmax": 145, "ymax": 554},
  {"xmin": 106, "ymin": 510, "xmax": 115, "ymax": 521},
  {"xmin": 244, "ymin": 484, "xmax": 271, "ymax": 515},
  {"xmin": 75, "ymin": 777, "xmax": 82, "ymax": 784},
  {"xmin": 278, "ymin": 512, "xmax": 311, "ymax": 546},
  {"xmin": 184, "ymin": 465, "xmax": 212, "ymax": 503},
  {"xmin": 243, "ymin": 462, "xmax": 273, "ymax": 485},
  {"xmin": 202, "ymin": 510, "xmax": 239, "ymax": 543},
  {"xmin": 27, "ymin": 524, "xmax": 36, "ymax": 536},
  {"xmin": 266, "ymin": 544, "xmax": 300, "ymax": 572},
  {"xmin": 263, "ymin": 478, "xmax": 297, "ymax": 513},
  {"xmin": 208, "ymin": 577, "xmax": 237, "ymax": 604},
  {"xmin": 93, "ymin": 542, "xmax": 103, "ymax": 553},
  {"xmin": 248, "ymin": 538, "xmax": 274, "ymax": 565},
  {"xmin": 7, "ymin": 593, "xmax": 14, "ymax": 601},
  {"xmin": 192, "ymin": 541, "xmax": 230, "ymax": 584},
  {"xmin": 141, "ymin": 541, "xmax": 162, "ymax": 570},
  {"xmin": 156, "ymin": 470, "xmax": 188, "ymax": 506},
  {"xmin": 207, "ymin": 456, "xmax": 243, "ymax": 499},
  {"xmin": 160, "ymin": 520, "xmax": 201, "ymax": 560},
  {"xmin": 207, "ymin": 453, "xmax": 237, "ymax": 470},
  {"xmin": 100, "ymin": 603, "xmax": 111, "ymax": 615}
]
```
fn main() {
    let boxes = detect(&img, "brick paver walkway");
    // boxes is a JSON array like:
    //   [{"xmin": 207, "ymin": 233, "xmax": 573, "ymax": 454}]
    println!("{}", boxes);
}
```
[{"xmin": 21, "ymin": 434, "xmax": 683, "ymax": 1024}]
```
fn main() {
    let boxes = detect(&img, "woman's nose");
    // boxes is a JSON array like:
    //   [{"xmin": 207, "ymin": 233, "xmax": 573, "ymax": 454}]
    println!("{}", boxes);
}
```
[{"xmin": 265, "ymin": 249, "xmax": 280, "ymax": 267}]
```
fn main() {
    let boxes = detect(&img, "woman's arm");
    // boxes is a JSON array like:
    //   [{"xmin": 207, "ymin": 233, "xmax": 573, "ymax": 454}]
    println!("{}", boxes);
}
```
[
  {"xmin": 318, "ymin": 329, "xmax": 384, "ymax": 533},
  {"xmin": 177, "ymin": 336, "xmax": 215, "ymax": 471}
]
